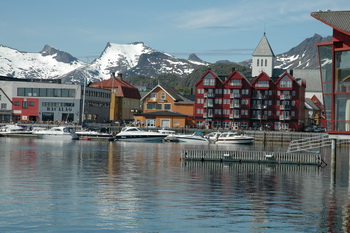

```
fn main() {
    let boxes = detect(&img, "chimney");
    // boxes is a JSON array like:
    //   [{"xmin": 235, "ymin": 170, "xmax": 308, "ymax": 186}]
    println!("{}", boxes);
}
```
[
  {"xmin": 117, "ymin": 73, "xmax": 123, "ymax": 80},
  {"xmin": 232, "ymin": 67, "xmax": 236, "ymax": 72},
  {"xmin": 111, "ymin": 72, "xmax": 116, "ymax": 79}
]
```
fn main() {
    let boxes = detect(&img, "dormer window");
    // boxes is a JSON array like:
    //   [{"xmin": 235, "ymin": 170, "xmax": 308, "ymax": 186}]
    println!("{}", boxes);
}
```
[
  {"xmin": 230, "ymin": 79, "xmax": 241, "ymax": 86},
  {"xmin": 203, "ymin": 74, "xmax": 215, "ymax": 86},
  {"xmin": 280, "ymin": 77, "xmax": 292, "ymax": 88},
  {"xmin": 150, "ymin": 92, "xmax": 157, "ymax": 100},
  {"xmin": 256, "ymin": 80, "xmax": 269, "ymax": 87}
]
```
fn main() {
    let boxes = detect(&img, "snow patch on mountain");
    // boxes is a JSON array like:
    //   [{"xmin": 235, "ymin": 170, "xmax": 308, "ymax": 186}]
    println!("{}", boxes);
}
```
[{"xmin": 0, "ymin": 45, "xmax": 85, "ymax": 79}]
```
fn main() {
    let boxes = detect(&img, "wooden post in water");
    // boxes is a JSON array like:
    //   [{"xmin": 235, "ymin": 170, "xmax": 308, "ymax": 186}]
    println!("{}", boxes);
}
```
[{"xmin": 331, "ymin": 138, "xmax": 337, "ymax": 179}]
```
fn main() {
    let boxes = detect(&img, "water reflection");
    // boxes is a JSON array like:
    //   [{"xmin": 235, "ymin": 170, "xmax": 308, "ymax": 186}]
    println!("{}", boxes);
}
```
[{"xmin": 1, "ymin": 138, "xmax": 350, "ymax": 232}]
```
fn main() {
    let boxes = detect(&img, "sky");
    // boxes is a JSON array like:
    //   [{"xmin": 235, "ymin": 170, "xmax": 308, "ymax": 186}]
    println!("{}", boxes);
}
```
[{"xmin": 1, "ymin": 0, "xmax": 350, "ymax": 64}]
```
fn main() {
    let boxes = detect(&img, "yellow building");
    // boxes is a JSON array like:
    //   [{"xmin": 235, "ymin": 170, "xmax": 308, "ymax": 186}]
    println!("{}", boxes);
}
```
[
  {"xmin": 134, "ymin": 84, "xmax": 194, "ymax": 128},
  {"xmin": 90, "ymin": 73, "xmax": 141, "ymax": 122}
]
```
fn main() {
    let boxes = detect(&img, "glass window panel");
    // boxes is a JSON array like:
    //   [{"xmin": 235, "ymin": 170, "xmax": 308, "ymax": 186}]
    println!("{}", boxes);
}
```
[
  {"xmin": 318, "ymin": 45, "xmax": 332, "ymax": 83},
  {"xmin": 17, "ymin": 88, "xmax": 24, "ymax": 96}
]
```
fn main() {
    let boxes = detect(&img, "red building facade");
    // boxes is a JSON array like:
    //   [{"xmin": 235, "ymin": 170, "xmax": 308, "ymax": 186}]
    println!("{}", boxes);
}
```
[
  {"xmin": 194, "ymin": 69, "xmax": 306, "ymax": 131},
  {"xmin": 312, "ymin": 10, "xmax": 350, "ymax": 138}
]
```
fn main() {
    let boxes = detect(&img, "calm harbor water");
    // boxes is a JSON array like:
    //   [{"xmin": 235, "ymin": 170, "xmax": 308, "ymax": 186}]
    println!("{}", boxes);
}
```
[{"xmin": 0, "ymin": 137, "xmax": 349, "ymax": 232}]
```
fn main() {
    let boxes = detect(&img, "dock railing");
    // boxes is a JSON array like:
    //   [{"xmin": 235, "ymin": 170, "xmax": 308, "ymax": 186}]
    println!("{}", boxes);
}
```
[{"xmin": 181, "ymin": 149, "xmax": 323, "ymax": 166}]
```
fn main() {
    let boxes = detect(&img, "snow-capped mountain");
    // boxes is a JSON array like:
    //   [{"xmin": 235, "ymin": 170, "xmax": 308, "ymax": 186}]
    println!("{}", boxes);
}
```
[
  {"xmin": 60, "ymin": 42, "xmax": 208, "ymax": 84},
  {"xmin": 239, "ymin": 34, "xmax": 332, "ymax": 70},
  {"xmin": 0, "ymin": 45, "xmax": 85, "ymax": 79},
  {"xmin": 0, "ymin": 34, "xmax": 331, "ymax": 85}
]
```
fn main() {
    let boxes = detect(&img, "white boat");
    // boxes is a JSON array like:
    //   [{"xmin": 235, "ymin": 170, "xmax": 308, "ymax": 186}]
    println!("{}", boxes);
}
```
[
  {"xmin": 215, "ymin": 132, "xmax": 254, "ymax": 144},
  {"xmin": 204, "ymin": 131, "xmax": 221, "ymax": 142},
  {"xmin": 175, "ymin": 131, "xmax": 209, "ymax": 144},
  {"xmin": 158, "ymin": 129, "xmax": 179, "ymax": 142},
  {"xmin": 33, "ymin": 126, "xmax": 79, "ymax": 140},
  {"xmin": 0, "ymin": 124, "xmax": 33, "ymax": 137},
  {"xmin": 75, "ymin": 130, "xmax": 114, "ymax": 141},
  {"xmin": 115, "ymin": 127, "xmax": 167, "ymax": 142}
]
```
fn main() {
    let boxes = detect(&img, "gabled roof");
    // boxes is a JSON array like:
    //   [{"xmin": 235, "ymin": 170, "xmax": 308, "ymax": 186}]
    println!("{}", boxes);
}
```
[
  {"xmin": 141, "ymin": 84, "xmax": 194, "ymax": 104},
  {"xmin": 252, "ymin": 33, "xmax": 275, "ymax": 57},
  {"xmin": 224, "ymin": 69, "xmax": 251, "ymax": 86},
  {"xmin": 275, "ymin": 72, "xmax": 302, "ymax": 87},
  {"xmin": 134, "ymin": 110, "xmax": 188, "ymax": 117},
  {"xmin": 90, "ymin": 73, "xmax": 141, "ymax": 99},
  {"xmin": 251, "ymin": 72, "xmax": 273, "ymax": 84},
  {"xmin": 311, "ymin": 10, "xmax": 350, "ymax": 36},
  {"xmin": 305, "ymin": 98, "xmax": 320, "ymax": 111},
  {"xmin": 195, "ymin": 69, "xmax": 224, "ymax": 87}
]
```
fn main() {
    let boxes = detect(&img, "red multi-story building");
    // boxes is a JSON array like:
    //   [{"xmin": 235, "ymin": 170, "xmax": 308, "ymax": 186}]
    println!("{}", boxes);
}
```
[{"xmin": 194, "ymin": 34, "xmax": 306, "ymax": 131}]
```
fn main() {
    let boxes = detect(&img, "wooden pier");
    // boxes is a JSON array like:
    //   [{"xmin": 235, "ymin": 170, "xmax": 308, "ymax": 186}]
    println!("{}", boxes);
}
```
[{"xmin": 181, "ymin": 149, "xmax": 325, "ymax": 166}]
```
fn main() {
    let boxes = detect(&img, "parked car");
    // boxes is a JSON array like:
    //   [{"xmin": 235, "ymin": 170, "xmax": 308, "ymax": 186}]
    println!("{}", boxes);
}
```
[{"xmin": 314, "ymin": 125, "xmax": 326, "ymax": 132}]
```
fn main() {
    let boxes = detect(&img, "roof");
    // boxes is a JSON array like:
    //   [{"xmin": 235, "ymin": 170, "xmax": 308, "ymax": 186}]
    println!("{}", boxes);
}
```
[
  {"xmin": 305, "ymin": 98, "xmax": 320, "ymax": 110},
  {"xmin": 252, "ymin": 33, "xmax": 275, "ymax": 57},
  {"xmin": 311, "ymin": 10, "xmax": 350, "ymax": 36},
  {"xmin": 90, "ymin": 73, "xmax": 141, "ymax": 99},
  {"xmin": 142, "ymin": 84, "xmax": 194, "ymax": 104},
  {"xmin": 134, "ymin": 110, "xmax": 188, "ymax": 117},
  {"xmin": 292, "ymin": 69, "xmax": 322, "ymax": 92}
]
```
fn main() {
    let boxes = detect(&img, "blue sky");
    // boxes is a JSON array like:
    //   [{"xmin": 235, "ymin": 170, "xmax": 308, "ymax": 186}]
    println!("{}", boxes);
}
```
[{"xmin": 1, "ymin": 0, "xmax": 350, "ymax": 63}]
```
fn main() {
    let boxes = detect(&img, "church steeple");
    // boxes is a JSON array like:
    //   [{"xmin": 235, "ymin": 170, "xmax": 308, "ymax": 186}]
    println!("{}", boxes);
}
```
[{"xmin": 252, "ymin": 33, "xmax": 275, "ymax": 77}]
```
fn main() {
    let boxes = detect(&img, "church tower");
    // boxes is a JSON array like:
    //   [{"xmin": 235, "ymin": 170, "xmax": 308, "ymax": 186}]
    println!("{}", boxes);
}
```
[{"xmin": 252, "ymin": 33, "xmax": 275, "ymax": 77}]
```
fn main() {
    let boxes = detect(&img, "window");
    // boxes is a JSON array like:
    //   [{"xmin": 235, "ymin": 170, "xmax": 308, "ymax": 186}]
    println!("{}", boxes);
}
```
[
  {"xmin": 265, "ymin": 59, "xmax": 267, "ymax": 66},
  {"xmin": 22, "ymin": 101, "xmax": 28, "ymax": 109},
  {"xmin": 230, "ymin": 79, "xmax": 241, "ymax": 86},
  {"xmin": 257, "ymin": 59, "xmax": 259, "ymax": 66},
  {"xmin": 146, "ymin": 103, "xmax": 154, "ymax": 110},
  {"xmin": 203, "ymin": 74, "xmax": 215, "ymax": 86},
  {"xmin": 161, "ymin": 92, "xmax": 166, "ymax": 100},
  {"xmin": 32, "ymin": 88, "xmax": 39, "ymax": 97},
  {"xmin": 256, "ymin": 80, "xmax": 269, "ymax": 87},
  {"xmin": 150, "ymin": 92, "xmax": 157, "ymax": 99},
  {"xmin": 164, "ymin": 103, "xmax": 171, "ymax": 110},
  {"xmin": 280, "ymin": 77, "xmax": 292, "ymax": 88},
  {"xmin": 1, "ymin": 103, "xmax": 6, "ymax": 109},
  {"xmin": 29, "ymin": 102, "xmax": 35, "ymax": 106},
  {"xmin": 14, "ymin": 101, "xmax": 20, "ymax": 106}
]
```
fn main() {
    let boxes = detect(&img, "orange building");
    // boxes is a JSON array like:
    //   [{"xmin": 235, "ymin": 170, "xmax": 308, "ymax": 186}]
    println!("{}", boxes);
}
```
[
  {"xmin": 89, "ymin": 73, "xmax": 141, "ymax": 122},
  {"xmin": 134, "ymin": 84, "xmax": 194, "ymax": 128}
]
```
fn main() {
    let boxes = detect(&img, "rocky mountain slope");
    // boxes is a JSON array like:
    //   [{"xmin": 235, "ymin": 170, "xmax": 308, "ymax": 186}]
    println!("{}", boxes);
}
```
[
  {"xmin": 0, "ymin": 34, "xmax": 331, "ymax": 85},
  {"xmin": 239, "ymin": 34, "xmax": 332, "ymax": 70},
  {"xmin": 0, "ymin": 45, "xmax": 85, "ymax": 79}
]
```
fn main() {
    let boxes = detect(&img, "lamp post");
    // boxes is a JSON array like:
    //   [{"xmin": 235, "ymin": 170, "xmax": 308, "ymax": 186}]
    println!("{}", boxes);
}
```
[{"xmin": 81, "ymin": 76, "xmax": 86, "ymax": 124}]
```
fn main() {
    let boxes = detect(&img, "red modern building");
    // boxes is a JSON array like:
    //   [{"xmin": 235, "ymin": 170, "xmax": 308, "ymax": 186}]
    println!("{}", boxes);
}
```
[
  {"xmin": 312, "ymin": 10, "xmax": 350, "ymax": 138},
  {"xmin": 194, "ymin": 34, "xmax": 306, "ymax": 131}
]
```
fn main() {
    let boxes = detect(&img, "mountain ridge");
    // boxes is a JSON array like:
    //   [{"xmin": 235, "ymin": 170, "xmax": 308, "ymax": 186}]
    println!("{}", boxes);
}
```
[{"xmin": 0, "ymin": 34, "xmax": 331, "ymax": 86}]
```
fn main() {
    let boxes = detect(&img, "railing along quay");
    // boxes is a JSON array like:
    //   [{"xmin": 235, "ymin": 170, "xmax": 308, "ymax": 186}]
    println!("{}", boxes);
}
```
[{"xmin": 181, "ymin": 149, "xmax": 324, "ymax": 166}]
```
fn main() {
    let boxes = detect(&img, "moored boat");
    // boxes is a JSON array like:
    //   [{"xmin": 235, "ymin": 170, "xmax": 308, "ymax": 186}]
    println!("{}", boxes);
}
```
[
  {"xmin": 115, "ymin": 127, "xmax": 167, "ymax": 142},
  {"xmin": 75, "ymin": 130, "xmax": 114, "ymax": 141},
  {"xmin": 215, "ymin": 131, "xmax": 254, "ymax": 144},
  {"xmin": 33, "ymin": 126, "xmax": 79, "ymax": 140},
  {"xmin": 174, "ymin": 131, "xmax": 209, "ymax": 144},
  {"xmin": 0, "ymin": 124, "xmax": 34, "ymax": 137}
]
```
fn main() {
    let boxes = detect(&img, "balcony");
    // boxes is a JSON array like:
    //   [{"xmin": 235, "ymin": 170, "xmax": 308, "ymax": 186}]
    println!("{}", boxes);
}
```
[
  {"xmin": 204, "ymin": 113, "xmax": 213, "ymax": 118},
  {"xmin": 280, "ymin": 94, "xmax": 291, "ymax": 100},
  {"xmin": 280, "ymin": 105, "xmax": 291, "ymax": 110},
  {"xmin": 279, "ymin": 115, "xmax": 291, "ymax": 121},
  {"xmin": 229, "ymin": 114, "xmax": 240, "ymax": 119},
  {"xmin": 252, "ymin": 115, "xmax": 262, "ymax": 120},
  {"xmin": 230, "ymin": 103, "xmax": 240, "ymax": 108},
  {"xmin": 204, "ymin": 92, "xmax": 215, "ymax": 98},
  {"xmin": 230, "ymin": 93, "xmax": 241, "ymax": 98},
  {"xmin": 204, "ymin": 102, "xmax": 213, "ymax": 108}
]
